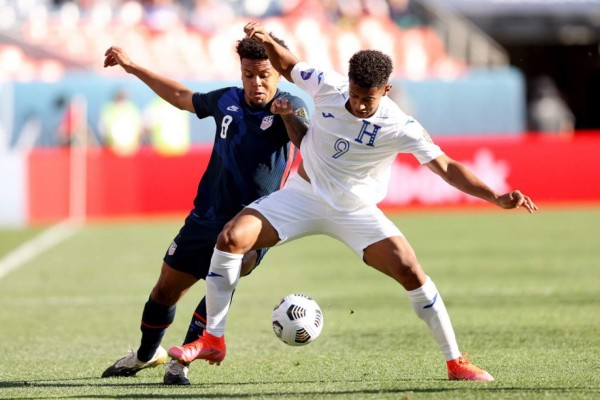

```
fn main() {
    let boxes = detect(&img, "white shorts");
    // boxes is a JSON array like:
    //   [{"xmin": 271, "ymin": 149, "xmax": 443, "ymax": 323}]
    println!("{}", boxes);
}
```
[{"xmin": 247, "ymin": 173, "xmax": 403, "ymax": 258}]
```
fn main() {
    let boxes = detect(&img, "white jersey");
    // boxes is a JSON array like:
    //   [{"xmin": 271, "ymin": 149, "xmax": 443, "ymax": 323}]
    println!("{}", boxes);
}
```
[{"xmin": 290, "ymin": 62, "xmax": 444, "ymax": 211}]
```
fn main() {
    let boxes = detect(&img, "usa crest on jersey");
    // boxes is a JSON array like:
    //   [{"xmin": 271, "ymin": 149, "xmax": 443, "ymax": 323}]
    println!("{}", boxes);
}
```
[
  {"xmin": 261, "ymin": 115, "xmax": 274, "ymax": 130},
  {"xmin": 168, "ymin": 241, "xmax": 177, "ymax": 255}
]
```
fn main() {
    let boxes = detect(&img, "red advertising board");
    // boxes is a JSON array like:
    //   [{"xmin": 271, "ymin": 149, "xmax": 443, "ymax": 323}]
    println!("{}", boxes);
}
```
[
  {"xmin": 27, "ymin": 134, "xmax": 600, "ymax": 223},
  {"xmin": 382, "ymin": 134, "xmax": 600, "ymax": 209}
]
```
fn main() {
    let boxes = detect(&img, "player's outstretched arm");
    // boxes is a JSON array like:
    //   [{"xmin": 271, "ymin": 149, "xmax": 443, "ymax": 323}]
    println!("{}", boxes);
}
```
[
  {"xmin": 103, "ymin": 46, "xmax": 195, "ymax": 113},
  {"xmin": 426, "ymin": 154, "xmax": 538, "ymax": 213},
  {"xmin": 244, "ymin": 22, "xmax": 299, "ymax": 82}
]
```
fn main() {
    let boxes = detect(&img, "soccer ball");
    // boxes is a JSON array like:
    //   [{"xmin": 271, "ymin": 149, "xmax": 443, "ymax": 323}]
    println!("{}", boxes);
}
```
[{"xmin": 272, "ymin": 294, "xmax": 324, "ymax": 346}]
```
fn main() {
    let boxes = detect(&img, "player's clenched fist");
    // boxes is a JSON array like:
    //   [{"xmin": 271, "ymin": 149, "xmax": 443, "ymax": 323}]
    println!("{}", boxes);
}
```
[
  {"xmin": 244, "ymin": 22, "xmax": 270, "ymax": 44},
  {"xmin": 270, "ymin": 98, "xmax": 294, "ymax": 115}
]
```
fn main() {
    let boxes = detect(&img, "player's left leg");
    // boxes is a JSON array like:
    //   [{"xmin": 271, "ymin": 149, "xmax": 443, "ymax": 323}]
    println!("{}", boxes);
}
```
[
  {"xmin": 323, "ymin": 204, "xmax": 492, "ymax": 382},
  {"xmin": 363, "ymin": 236, "xmax": 460, "ymax": 356},
  {"xmin": 363, "ymin": 237, "xmax": 493, "ymax": 381}
]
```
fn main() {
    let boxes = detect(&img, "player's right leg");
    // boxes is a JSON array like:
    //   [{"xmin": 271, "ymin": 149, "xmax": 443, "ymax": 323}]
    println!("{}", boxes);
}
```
[
  {"xmin": 169, "ymin": 176, "xmax": 321, "ymax": 364},
  {"xmin": 102, "ymin": 262, "xmax": 197, "ymax": 378},
  {"xmin": 102, "ymin": 216, "xmax": 210, "ymax": 379},
  {"xmin": 165, "ymin": 249, "xmax": 264, "ymax": 383},
  {"xmin": 101, "ymin": 346, "xmax": 168, "ymax": 378},
  {"xmin": 168, "ymin": 209, "xmax": 280, "ymax": 364},
  {"xmin": 166, "ymin": 248, "xmax": 266, "ymax": 378},
  {"xmin": 163, "ymin": 225, "xmax": 267, "ymax": 385}
]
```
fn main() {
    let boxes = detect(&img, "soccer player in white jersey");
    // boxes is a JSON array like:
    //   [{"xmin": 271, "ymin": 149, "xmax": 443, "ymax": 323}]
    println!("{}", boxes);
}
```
[{"xmin": 168, "ymin": 21, "xmax": 538, "ymax": 381}]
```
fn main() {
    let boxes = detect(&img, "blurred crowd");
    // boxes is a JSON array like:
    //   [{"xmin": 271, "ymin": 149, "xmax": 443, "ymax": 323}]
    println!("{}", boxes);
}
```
[
  {"xmin": 0, "ymin": 0, "xmax": 466, "ymax": 81},
  {"xmin": 1, "ymin": 0, "xmax": 422, "ymax": 33}
]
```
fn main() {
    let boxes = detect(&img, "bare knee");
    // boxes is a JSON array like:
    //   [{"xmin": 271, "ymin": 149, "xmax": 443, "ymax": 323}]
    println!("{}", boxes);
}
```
[
  {"xmin": 216, "ymin": 209, "xmax": 278, "ymax": 254},
  {"xmin": 217, "ymin": 225, "xmax": 246, "ymax": 253}
]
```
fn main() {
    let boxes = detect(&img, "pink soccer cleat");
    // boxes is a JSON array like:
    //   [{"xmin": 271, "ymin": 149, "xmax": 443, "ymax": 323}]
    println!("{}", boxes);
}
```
[
  {"xmin": 447, "ymin": 354, "xmax": 494, "ymax": 381},
  {"xmin": 168, "ymin": 332, "xmax": 226, "ymax": 365}
]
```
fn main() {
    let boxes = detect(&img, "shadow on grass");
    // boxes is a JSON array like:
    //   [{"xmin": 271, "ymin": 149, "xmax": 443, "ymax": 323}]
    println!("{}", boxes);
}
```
[{"xmin": 0, "ymin": 378, "xmax": 595, "ymax": 399}]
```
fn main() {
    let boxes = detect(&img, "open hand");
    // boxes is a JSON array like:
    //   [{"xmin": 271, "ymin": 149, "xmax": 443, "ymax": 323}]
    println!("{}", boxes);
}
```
[{"xmin": 496, "ymin": 190, "xmax": 538, "ymax": 213}]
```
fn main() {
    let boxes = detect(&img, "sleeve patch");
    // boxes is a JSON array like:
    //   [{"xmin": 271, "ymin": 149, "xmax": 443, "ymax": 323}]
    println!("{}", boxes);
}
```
[
  {"xmin": 422, "ymin": 128, "xmax": 433, "ymax": 144},
  {"xmin": 300, "ymin": 69, "xmax": 315, "ymax": 80},
  {"xmin": 295, "ymin": 107, "xmax": 308, "ymax": 119}
]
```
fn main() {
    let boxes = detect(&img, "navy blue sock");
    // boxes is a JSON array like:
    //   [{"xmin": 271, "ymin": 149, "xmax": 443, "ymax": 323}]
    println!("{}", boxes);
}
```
[
  {"xmin": 183, "ymin": 297, "xmax": 207, "ymax": 345},
  {"xmin": 182, "ymin": 290, "xmax": 237, "ymax": 345},
  {"xmin": 137, "ymin": 297, "xmax": 176, "ymax": 362}
]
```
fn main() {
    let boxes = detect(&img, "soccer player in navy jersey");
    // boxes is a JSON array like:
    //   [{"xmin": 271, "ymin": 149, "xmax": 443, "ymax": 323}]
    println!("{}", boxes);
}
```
[{"xmin": 100, "ymin": 34, "xmax": 309, "ymax": 385}]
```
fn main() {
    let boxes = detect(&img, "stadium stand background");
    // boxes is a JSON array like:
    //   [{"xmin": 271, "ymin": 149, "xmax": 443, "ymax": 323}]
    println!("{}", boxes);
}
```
[
  {"xmin": 2, "ymin": 0, "xmax": 599, "ymax": 136},
  {"xmin": 1, "ymin": 0, "xmax": 527, "ymax": 148}
]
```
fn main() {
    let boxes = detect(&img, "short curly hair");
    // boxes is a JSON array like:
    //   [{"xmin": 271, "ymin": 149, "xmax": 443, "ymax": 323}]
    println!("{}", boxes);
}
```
[
  {"xmin": 236, "ymin": 33, "xmax": 288, "ymax": 60},
  {"xmin": 348, "ymin": 50, "xmax": 393, "ymax": 88}
]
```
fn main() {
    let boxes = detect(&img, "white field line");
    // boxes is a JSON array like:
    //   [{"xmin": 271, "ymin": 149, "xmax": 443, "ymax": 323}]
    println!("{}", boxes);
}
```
[{"xmin": 0, "ymin": 220, "xmax": 82, "ymax": 280}]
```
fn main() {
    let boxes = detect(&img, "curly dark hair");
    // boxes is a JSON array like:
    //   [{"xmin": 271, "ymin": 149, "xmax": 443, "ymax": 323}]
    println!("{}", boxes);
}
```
[
  {"xmin": 348, "ymin": 50, "xmax": 393, "ymax": 88},
  {"xmin": 236, "ymin": 33, "xmax": 288, "ymax": 60}
]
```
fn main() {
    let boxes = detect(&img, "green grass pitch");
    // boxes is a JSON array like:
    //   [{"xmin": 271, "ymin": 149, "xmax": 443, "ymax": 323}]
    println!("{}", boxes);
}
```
[{"xmin": 0, "ymin": 208, "xmax": 598, "ymax": 399}]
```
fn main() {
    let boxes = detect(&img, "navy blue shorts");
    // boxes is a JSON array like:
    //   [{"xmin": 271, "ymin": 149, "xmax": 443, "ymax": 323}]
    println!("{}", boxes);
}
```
[{"xmin": 163, "ymin": 215, "xmax": 267, "ymax": 280}]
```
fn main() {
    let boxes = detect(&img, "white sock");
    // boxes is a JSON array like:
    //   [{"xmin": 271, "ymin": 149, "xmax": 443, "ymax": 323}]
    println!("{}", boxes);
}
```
[
  {"xmin": 205, "ymin": 248, "xmax": 242, "ymax": 337},
  {"xmin": 406, "ymin": 276, "xmax": 461, "ymax": 360}
]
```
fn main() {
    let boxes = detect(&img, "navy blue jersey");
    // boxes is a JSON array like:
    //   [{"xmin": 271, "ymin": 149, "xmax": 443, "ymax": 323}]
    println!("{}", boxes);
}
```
[{"xmin": 190, "ymin": 87, "xmax": 308, "ymax": 223}]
